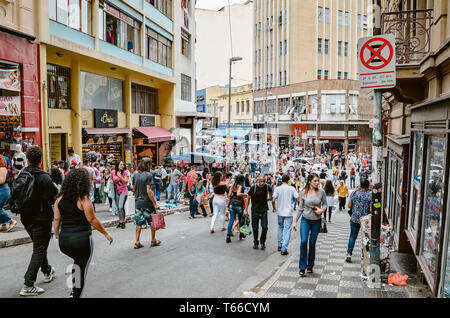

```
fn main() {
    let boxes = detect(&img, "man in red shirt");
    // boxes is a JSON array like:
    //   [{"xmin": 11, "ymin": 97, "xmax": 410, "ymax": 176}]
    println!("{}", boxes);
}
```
[{"xmin": 186, "ymin": 165, "xmax": 198, "ymax": 218}]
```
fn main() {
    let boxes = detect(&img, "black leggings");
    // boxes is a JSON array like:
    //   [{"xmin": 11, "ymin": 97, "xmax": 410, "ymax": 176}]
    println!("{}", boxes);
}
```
[
  {"xmin": 59, "ymin": 229, "xmax": 93, "ymax": 298},
  {"xmin": 327, "ymin": 207, "xmax": 333, "ymax": 222}
]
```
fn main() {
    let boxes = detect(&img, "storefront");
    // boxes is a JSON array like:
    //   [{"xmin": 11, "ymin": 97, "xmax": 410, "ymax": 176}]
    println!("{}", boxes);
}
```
[
  {"xmin": 407, "ymin": 96, "xmax": 450, "ymax": 297},
  {"xmin": 132, "ymin": 126, "xmax": 174, "ymax": 166},
  {"xmin": 82, "ymin": 127, "xmax": 130, "ymax": 164},
  {"xmin": 0, "ymin": 28, "xmax": 41, "ymax": 159}
]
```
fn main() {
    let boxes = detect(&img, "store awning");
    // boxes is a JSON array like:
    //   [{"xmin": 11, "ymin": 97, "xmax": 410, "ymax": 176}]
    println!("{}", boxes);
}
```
[
  {"xmin": 84, "ymin": 128, "xmax": 130, "ymax": 135},
  {"xmin": 133, "ymin": 127, "xmax": 174, "ymax": 143}
]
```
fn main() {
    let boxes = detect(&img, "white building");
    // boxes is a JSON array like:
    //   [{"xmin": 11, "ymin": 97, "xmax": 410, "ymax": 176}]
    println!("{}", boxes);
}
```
[{"xmin": 195, "ymin": 1, "xmax": 254, "ymax": 90}]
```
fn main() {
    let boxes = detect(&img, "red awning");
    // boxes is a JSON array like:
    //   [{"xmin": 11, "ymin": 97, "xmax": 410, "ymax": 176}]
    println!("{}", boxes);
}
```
[
  {"xmin": 85, "ymin": 128, "xmax": 130, "ymax": 135},
  {"xmin": 134, "ymin": 127, "xmax": 174, "ymax": 143}
]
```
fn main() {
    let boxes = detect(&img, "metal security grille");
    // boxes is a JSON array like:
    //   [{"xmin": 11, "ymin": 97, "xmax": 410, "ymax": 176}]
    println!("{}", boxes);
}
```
[
  {"xmin": 47, "ymin": 64, "xmax": 71, "ymax": 109},
  {"xmin": 132, "ymin": 83, "xmax": 158, "ymax": 114}
]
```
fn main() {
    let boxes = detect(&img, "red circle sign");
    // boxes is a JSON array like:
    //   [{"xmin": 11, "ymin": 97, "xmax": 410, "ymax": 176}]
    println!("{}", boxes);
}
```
[{"xmin": 360, "ymin": 37, "xmax": 394, "ymax": 70}]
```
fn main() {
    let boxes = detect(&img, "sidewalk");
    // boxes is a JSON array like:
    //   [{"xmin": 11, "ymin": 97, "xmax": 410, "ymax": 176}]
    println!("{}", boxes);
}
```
[
  {"xmin": 256, "ymin": 210, "xmax": 431, "ymax": 298},
  {"xmin": 0, "ymin": 200, "xmax": 189, "ymax": 249}
]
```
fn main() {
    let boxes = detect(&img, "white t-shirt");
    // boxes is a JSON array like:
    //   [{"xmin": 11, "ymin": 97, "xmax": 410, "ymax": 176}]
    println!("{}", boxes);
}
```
[{"xmin": 273, "ymin": 183, "xmax": 299, "ymax": 217}]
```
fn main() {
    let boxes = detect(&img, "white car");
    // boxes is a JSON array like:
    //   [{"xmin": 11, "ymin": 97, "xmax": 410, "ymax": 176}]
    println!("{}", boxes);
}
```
[{"xmin": 293, "ymin": 157, "xmax": 323, "ymax": 172}]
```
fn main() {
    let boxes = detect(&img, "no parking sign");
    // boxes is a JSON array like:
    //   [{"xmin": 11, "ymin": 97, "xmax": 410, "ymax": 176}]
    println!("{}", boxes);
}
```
[{"xmin": 358, "ymin": 34, "xmax": 396, "ymax": 89}]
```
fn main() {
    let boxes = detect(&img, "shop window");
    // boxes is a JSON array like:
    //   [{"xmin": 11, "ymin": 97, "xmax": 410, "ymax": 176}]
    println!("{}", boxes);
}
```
[
  {"xmin": 47, "ymin": 64, "xmax": 71, "ymax": 109},
  {"xmin": 99, "ymin": 2, "xmax": 141, "ymax": 55},
  {"xmin": 408, "ymin": 134, "xmax": 423, "ymax": 237},
  {"xmin": 146, "ymin": 27, "xmax": 172, "ymax": 68},
  {"xmin": 80, "ymin": 71, "xmax": 123, "ymax": 111},
  {"xmin": 49, "ymin": 0, "xmax": 92, "ymax": 35},
  {"xmin": 146, "ymin": 0, "xmax": 172, "ymax": 19},
  {"xmin": 132, "ymin": 83, "xmax": 158, "ymax": 114},
  {"xmin": 420, "ymin": 135, "xmax": 446, "ymax": 281},
  {"xmin": 181, "ymin": 74, "xmax": 191, "ymax": 101}
]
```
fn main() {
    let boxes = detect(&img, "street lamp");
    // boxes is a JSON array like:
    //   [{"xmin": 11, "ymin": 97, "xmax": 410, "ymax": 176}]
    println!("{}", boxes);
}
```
[{"xmin": 228, "ymin": 56, "xmax": 242, "ymax": 164}]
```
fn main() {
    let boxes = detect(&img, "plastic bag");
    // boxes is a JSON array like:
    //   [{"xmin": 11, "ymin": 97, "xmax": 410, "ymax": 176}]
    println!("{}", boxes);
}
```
[
  {"xmin": 124, "ymin": 195, "xmax": 135, "ymax": 216},
  {"xmin": 388, "ymin": 273, "xmax": 408, "ymax": 286},
  {"xmin": 239, "ymin": 215, "xmax": 252, "ymax": 236},
  {"xmin": 151, "ymin": 213, "xmax": 166, "ymax": 231}
]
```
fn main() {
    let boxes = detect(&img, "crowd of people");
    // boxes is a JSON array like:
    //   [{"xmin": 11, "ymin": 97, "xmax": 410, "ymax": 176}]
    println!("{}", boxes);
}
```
[{"xmin": 1, "ymin": 143, "xmax": 373, "ymax": 297}]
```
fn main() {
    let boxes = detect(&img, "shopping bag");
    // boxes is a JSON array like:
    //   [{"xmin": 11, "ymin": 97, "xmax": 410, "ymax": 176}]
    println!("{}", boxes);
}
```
[
  {"xmin": 388, "ymin": 273, "xmax": 408, "ymax": 286},
  {"xmin": 239, "ymin": 215, "xmax": 252, "ymax": 236},
  {"xmin": 124, "ymin": 195, "xmax": 135, "ymax": 216},
  {"xmin": 320, "ymin": 217, "xmax": 328, "ymax": 233},
  {"xmin": 151, "ymin": 213, "xmax": 166, "ymax": 231}
]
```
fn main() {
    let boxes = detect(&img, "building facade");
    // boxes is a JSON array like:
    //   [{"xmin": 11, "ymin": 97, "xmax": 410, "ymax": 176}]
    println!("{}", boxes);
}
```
[
  {"xmin": 380, "ymin": 0, "xmax": 450, "ymax": 297},
  {"xmin": 36, "ymin": 0, "xmax": 191, "ymax": 169},
  {"xmin": 253, "ymin": 0, "xmax": 374, "ymax": 157},
  {"xmin": 0, "ymin": 0, "xmax": 42, "ymax": 158}
]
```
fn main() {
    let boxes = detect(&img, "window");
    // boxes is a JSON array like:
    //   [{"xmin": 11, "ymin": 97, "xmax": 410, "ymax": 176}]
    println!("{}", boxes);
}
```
[
  {"xmin": 50, "ymin": 0, "xmax": 92, "ymax": 34},
  {"xmin": 236, "ymin": 101, "xmax": 240, "ymax": 114},
  {"xmin": 146, "ymin": 0, "xmax": 172, "ymax": 19},
  {"xmin": 284, "ymin": 40, "xmax": 287, "ymax": 55},
  {"xmin": 266, "ymin": 99, "xmax": 276, "ymax": 113},
  {"xmin": 284, "ymin": 71, "xmax": 287, "ymax": 86},
  {"xmin": 279, "ymin": 71, "xmax": 282, "ymax": 86},
  {"xmin": 324, "ymin": 39, "xmax": 329, "ymax": 54},
  {"xmin": 344, "ymin": 72, "xmax": 348, "ymax": 79},
  {"xmin": 181, "ymin": 30, "xmax": 190, "ymax": 58},
  {"xmin": 280, "ymin": 41, "xmax": 283, "ymax": 56},
  {"xmin": 338, "ymin": 41, "xmax": 342, "ymax": 56},
  {"xmin": 146, "ymin": 27, "xmax": 172, "ymax": 68},
  {"xmin": 338, "ymin": 10, "xmax": 343, "ymax": 25},
  {"xmin": 271, "ymin": 44, "xmax": 273, "ymax": 59},
  {"xmin": 254, "ymin": 101, "xmax": 264, "ymax": 114},
  {"xmin": 308, "ymin": 94, "xmax": 318, "ymax": 114},
  {"xmin": 132, "ymin": 83, "xmax": 158, "ymax": 114},
  {"xmin": 363, "ymin": 15, "xmax": 368, "ymax": 29},
  {"xmin": 80, "ymin": 71, "xmax": 123, "ymax": 111},
  {"xmin": 338, "ymin": 71, "xmax": 342, "ymax": 79},
  {"xmin": 246, "ymin": 100, "xmax": 250, "ymax": 114},
  {"xmin": 317, "ymin": 70, "xmax": 322, "ymax": 80},
  {"xmin": 345, "ymin": 12, "xmax": 350, "ymax": 26},
  {"xmin": 349, "ymin": 94, "xmax": 358, "ymax": 114},
  {"xmin": 322, "ymin": 93, "xmax": 345, "ymax": 114},
  {"xmin": 324, "ymin": 8, "xmax": 330, "ymax": 23},
  {"xmin": 344, "ymin": 42, "xmax": 349, "ymax": 56},
  {"xmin": 408, "ymin": 134, "xmax": 424, "ymax": 237},
  {"xmin": 420, "ymin": 136, "xmax": 446, "ymax": 281},
  {"xmin": 324, "ymin": 70, "xmax": 328, "ymax": 80},
  {"xmin": 241, "ymin": 101, "xmax": 245, "ymax": 113},
  {"xmin": 278, "ymin": 98, "xmax": 290, "ymax": 114},
  {"xmin": 292, "ymin": 96, "xmax": 306, "ymax": 114},
  {"xmin": 357, "ymin": 14, "xmax": 362, "ymax": 28},
  {"xmin": 47, "ymin": 64, "xmax": 71, "ymax": 109},
  {"xmin": 317, "ymin": 6, "xmax": 323, "ymax": 22},
  {"xmin": 181, "ymin": 74, "xmax": 191, "ymax": 101},
  {"xmin": 317, "ymin": 38, "xmax": 322, "ymax": 54},
  {"xmin": 99, "ymin": 2, "xmax": 141, "ymax": 55}
]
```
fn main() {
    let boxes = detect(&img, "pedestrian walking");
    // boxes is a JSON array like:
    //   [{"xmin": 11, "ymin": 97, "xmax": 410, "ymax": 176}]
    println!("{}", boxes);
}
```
[
  {"xmin": 245, "ymin": 176, "xmax": 275, "ymax": 250},
  {"xmin": 192, "ymin": 173, "xmax": 208, "ymax": 218},
  {"xmin": 346, "ymin": 179, "xmax": 372, "ymax": 262},
  {"xmin": 186, "ymin": 166, "xmax": 198, "ymax": 219},
  {"xmin": 273, "ymin": 174, "xmax": 299, "ymax": 255},
  {"xmin": 336, "ymin": 180, "xmax": 348, "ymax": 212},
  {"xmin": 324, "ymin": 180, "xmax": 335, "ymax": 222},
  {"xmin": 53, "ymin": 168, "xmax": 113, "ymax": 298},
  {"xmin": 111, "ymin": 161, "xmax": 130, "ymax": 229},
  {"xmin": 132, "ymin": 160, "xmax": 161, "ymax": 249},
  {"xmin": 210, "ymin": 172, "xmax": 228, "ymax": 233},
  {"xmin": 0, "ymin": 156, "xmax": 16, "ymax": 232},
  {"xmin": 349, "ymin": 167, "xmax": 356, "ymax": 189},
  {"xmin": 227, "ymin": 174, "xmax": 246, "ymax": 243},
  {"xmin": 14, "ymin": 146, "xmax": 59, "ymax": 296},
  {"xmin": 166, "ymin": 164, "xmax": 181, "ymax": 204},
  {"xmin": 293, "ymin": 173, "xmax": 327, "ymax": 277},
  {"xmin": 153, "ymin": 166, "xmax": 162, "ymax": 201}
]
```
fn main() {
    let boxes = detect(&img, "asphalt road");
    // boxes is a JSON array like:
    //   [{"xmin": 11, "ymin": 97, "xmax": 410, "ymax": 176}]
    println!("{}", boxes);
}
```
[{"xmin": 0, "ymin": 206, "xmax": 295, "ymax": 298}]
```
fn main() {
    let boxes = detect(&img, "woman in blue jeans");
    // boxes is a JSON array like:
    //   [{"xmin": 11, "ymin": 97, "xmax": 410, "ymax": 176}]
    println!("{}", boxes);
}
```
[
  {"xmin": 0, "ymin": 156, "xmax": 16, "ymax": 232},
  {"xmin": 293, "ymin": 173, "xmax": 328, "ymax": 277},
  {"xmin": 227, "ymin": 174, "xmax": 246, "ymax": 243}
]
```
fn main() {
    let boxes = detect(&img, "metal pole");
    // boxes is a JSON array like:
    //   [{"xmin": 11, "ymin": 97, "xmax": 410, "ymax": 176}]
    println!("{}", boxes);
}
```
[{"xmin": 228, "ymin": 59, "xmax": 232, "ymax": 137}]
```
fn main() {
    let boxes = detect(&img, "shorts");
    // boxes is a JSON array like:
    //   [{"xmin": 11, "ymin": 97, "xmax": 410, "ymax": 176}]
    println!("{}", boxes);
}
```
[{"xmin": 134, "ymin": 208, "xmax": 156, "ymax": 226}]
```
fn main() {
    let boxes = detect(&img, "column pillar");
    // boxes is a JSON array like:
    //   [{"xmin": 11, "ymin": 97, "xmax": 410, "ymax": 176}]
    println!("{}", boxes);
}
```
[
  {"xmin": 124, "ymin": 74, "xmax": 133, "ymax": 164},
  {"xmin": 93, "ymin": 0, "xmax": 99, "ymax": 50},
  {"xmin": 71, "ymin": 58, "xmax": 82, "ymax": 158},
  {"xmin": 344, "ymin": 124, "xmax": 349, "ymax": 156},
  {"xmin": 40, "ymin": 44, "xmax": 50, "ymax": 171},
  {"xmin": 315, "ymin": 123, "xmax": 320, "ymax": 155}
]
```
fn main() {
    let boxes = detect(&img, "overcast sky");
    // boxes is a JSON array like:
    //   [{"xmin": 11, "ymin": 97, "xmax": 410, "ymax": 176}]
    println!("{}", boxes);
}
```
[{"xmin": 195, "ymin": 0, "xmax": 250, "ymax": 11}]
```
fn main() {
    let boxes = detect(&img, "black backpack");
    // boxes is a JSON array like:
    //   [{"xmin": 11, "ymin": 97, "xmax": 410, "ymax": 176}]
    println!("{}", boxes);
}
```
[{"xmin": 9, "ymin": 170, "xmax": 42, "ymax": 215}]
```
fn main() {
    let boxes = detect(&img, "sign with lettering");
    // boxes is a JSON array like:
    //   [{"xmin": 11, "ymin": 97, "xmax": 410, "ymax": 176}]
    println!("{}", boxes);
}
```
[
  {"xmin": 0, "ymin": 96, "xmax": 21, "ymax": 116},
  {"xmin": 139, "ymin": 115, "xmax": 155, "ymax": 127},
  {"xmin": 94, "ymin": 109, "xmax": 118, "ymax": 128}
]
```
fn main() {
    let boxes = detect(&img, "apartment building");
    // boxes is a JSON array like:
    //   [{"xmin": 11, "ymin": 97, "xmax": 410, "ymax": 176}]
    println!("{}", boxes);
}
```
[
  {"xmin": 253, "ymin": 0, "xmax": 374, "ymax": 156},
  {"xmin": 36, "ymin": 0, "xmax": 198, "ymax": 168},
  {"xmin": 379, "ymin": 0, "xmax": 450, "ymax": 297}
]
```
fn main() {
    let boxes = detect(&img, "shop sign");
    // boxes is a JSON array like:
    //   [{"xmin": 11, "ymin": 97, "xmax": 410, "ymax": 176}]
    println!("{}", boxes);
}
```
[
  {"xmin": 139, "ymin": 115, "xmax": 155, "ymax": 127},
  {"xmin": 0, "ymin": 96, "xmax": 21, "ymax": 116},
  {"xmin": 94, "ymin": 109, "xmax": 118, "ymax": 128},
  {"xmin": 0, "ymin": 68, "xmax": 20, "ymax": 91}
]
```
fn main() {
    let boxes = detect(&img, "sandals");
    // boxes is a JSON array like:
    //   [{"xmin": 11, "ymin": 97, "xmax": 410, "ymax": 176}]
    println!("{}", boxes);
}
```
[
  {"xmin": 151, "ymin": 240, "xmax": 161, "ymax": 247},
  {"xmin": 6, "ymin": 220, "xmax": 17, "ymax": 232},
  {"xmin": 134, "ymin": 243, "xmax": 144, "ymax": 249}
]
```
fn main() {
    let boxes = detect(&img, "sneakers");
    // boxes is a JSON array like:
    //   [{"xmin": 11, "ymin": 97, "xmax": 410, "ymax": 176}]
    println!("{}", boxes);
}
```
[
  {"xmin": 19, "ymin": 285, "xmax": 45, "ymax": 296},
  {"xmin": 226, "ymin": 235, "xmax": 231, "ymax": 243},
  {"xmin": 281, "ymin": 250, "xmax": 289, "ymax": 256},
  {"xmin": 345, "ymin": 253, "xmax": 352, "ymax": 263},
  {"xmin": 253, "ymin": 243, "xmax": 259, "ymax": 250},
  {"xmin": 43, "ymin": 266, "xmax": 55, "ymax": 283}
]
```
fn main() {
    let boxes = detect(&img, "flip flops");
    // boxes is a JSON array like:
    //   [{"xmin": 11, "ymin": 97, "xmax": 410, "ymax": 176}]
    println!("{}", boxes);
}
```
[
  {"xmin": 134, "ymin": 243, "xmax": 144, "ymax": 249},
  {"xmin": 151, "ymin": 240, "xmax": 161, "ymax": 247}
]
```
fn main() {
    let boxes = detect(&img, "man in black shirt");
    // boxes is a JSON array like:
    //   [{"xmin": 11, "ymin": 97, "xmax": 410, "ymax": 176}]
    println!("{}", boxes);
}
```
[
  {"xmin": 19, "ymin": 146, "xmax": 58, "ymax": 296},
  {"xmin": 244, "ymin": 176, "xmax": 275, "ymax": 250},
  {"xmin": 132, "ymin": 160, "xmax": 160, "ymax": 249}
]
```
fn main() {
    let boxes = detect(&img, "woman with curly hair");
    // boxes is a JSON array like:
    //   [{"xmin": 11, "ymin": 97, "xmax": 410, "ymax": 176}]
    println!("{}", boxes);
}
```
[
  {"xmin": 53, "ymin": 168, "xmax": 113, "ymax": 298},
  {"xmin": 0, "ymin": 155, "xmax": 16, "ymax": 232}
]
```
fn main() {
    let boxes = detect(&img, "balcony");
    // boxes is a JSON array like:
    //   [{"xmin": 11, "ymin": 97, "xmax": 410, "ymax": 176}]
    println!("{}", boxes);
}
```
[
  {"xmin": 381, "ymin": 9, "xmax": 433, "ymax": 103},
  {"xmin": 381, "ymin": 9, "xmax": 433, "ymax": 65}
]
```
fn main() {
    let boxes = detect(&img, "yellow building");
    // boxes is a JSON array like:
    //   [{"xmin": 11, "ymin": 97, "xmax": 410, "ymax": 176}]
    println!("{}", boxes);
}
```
[
  {"xmin": 36, "ymin": 0, "xmax": 193, "ymax": 169},
  {"xmin": 379, "ymin": 0, "xmax": 450, "ymax": 297}
]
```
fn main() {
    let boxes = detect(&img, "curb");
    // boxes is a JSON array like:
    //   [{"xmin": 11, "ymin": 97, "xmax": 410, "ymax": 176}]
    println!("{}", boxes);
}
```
[{"xmin": 0, "ymin": 206, "xmax": 189, "ymax": 249}]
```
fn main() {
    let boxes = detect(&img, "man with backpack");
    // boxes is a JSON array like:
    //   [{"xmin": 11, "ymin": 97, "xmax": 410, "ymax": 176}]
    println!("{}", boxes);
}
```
[
  {"xmin": 244, "ymin": 176, "xmax": 275, "ymax": 250},
  {"xmin": 11, "ymin": 146, "xmax": 58, "ymax": 296}
]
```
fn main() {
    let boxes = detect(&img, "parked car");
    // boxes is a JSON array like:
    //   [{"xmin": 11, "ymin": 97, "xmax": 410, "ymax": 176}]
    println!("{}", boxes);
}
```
[{"xmin": 292, "ymin": 157, "xmax": 323, "ymax": 172}]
